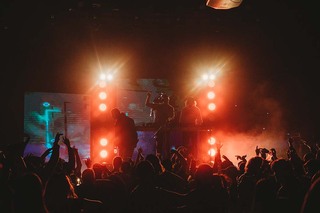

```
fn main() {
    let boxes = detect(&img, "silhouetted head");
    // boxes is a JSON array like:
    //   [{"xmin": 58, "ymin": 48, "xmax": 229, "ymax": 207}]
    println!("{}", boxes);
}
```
[
  {"xmin": 135, "ymin": 160, "xmax": 155, "ymax": 182},
  {"xmin": 121, "ymin": 160, "xmax": 133, "ymax": 174},
  {"xmin": 245, "ymin": 156, "xmax": 263, "ymax": 175},
  {"xmin": 113, "ymin": 156, "xmax": 123, "ymax": 171},
  {"xmin": 82, "ymin": 168, "xmax": 96, "ymax": 184},
  {"xmin": 194, "ymin": 163, "xmax": 213, "ymax": 186},
  {"xmin": 13, "ymin": 172, "xmax": 47, "ymax": 212},
  {"xmin": 185, "ymin": 97, "xmax": 196, "ymax": 106},
  {"xmin": 111, "ymin": 108, "xmax": 121, "ymax": 119}
]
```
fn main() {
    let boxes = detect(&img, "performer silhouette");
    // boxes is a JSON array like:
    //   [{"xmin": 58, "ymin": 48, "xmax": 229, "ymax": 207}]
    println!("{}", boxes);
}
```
[
  {"xmin": 179, "ymin": 97, "xmax": 203, "ymax": 158},
  {"xmin": 145, "ymin": 92, "xmax": 175, "ymax": 158},
  {"xmin": 111, "ymin": 108, "xmax": 138, "ymax": 161}
]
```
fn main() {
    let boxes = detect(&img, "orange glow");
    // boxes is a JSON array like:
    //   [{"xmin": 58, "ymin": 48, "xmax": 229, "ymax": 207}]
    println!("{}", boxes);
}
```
[
  {"xmin": 106, "ymin": 74, "xmax": 113, "ymax": 81},
  {"xmin": 99, "ymin": 81, "xmax": 107, "ymax": 88},
  {"xmin": 99, "ymin": 103, "xmax": 107, "ymax": 111},
  {"xmin": 209, "ymin": 74, "xmax": 216, "ymax": 80},
  {"xmin": 202, "ymin": 74, "xmax": 209, "ymax": 81},
  {"xmin": 100, "ymin": 73, "xmax": 106, "ymax": 80},
  {"xmin": 99, "ymin": 138, "xmax": 108, "ymax": 146},
  {"xmin": 208, "ymin": 103, "xmax": 216, "ymax": 111},
  {"xmin": 100, "ymin": 150, "xmax": 108, "ymax": 158},
  {"xmin": 208, "ymin": 137, "xmax": 216, "ymax": 145},
  {"xmin": 208, "ymin": 80, "xmax": 215, "ymax": 87},
  {"xmin": 207, "ymin": 91, "xmax": 215, "ymax": 99},
  {"xmin": 208, "ymin": 148, "xmax": 216, "ymax": 157},
  {"xmin": 113, "ymin": 146, "xmax": 118, "ymax": 154},
  {"xmin": 99, "ymin": 91, "xmax": 107, "ymax": 100}
]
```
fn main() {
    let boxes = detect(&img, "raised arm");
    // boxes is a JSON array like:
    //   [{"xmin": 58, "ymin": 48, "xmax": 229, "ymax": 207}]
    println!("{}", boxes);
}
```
[
  {"xmin": 73, "ymin": 146, "xmax": 82, "ymax": 178},
  {"xmin": 63, "ymin": 137, "xmax": 75, "ymax": 175},
  {"xmin": 42, "ymin": 132, "xmax": 61, "ymax": 183},
  {"xmin": 145, "ymin": 92, "xmax": 155, "ymax": 108},
  {"xmin": 212, "ymin": 140, "xmax": 222, "ymax": 173}
]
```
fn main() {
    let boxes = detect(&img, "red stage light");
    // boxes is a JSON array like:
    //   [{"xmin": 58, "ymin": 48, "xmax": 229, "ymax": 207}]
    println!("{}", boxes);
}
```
[
  {"xmin": 208, "ymin": 103, "xmax": 216, "ymax": 111},
  {"xmin": 99, "ymin": 138, "xmax": 108, "ymax": 146},
  {"xmin": 207, "ymin": 91, "xmax": 215, "ymax": 99},
  {"xmin": 99, "ymin": 91, "xmax": 107, "ymax": 100},
  {"xmin": 208, "ymin": 148, "xmax": 216, "ymax": 157},
  {"xmin": 100, "ymin": 150, "xmax": 108, "ymax": 158},
  {"xmin": 208, "ymin": 137, "xmax": 216, "ymax": 145},
  {"xmin": 99, "ymin": 103, "xmax": 107, "ymax": 111}
]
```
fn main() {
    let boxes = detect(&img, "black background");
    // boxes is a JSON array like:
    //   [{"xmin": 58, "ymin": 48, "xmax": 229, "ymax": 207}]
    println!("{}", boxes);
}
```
[{"xmin": 1, "ymin": 0, "xmax": 320, "ymax": 145}]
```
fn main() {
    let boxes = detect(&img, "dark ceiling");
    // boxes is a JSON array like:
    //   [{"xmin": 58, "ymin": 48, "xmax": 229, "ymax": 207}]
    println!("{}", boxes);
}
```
[{"xmin": 1, "ymin": 0, "xmax": 320, "ymax": 142}]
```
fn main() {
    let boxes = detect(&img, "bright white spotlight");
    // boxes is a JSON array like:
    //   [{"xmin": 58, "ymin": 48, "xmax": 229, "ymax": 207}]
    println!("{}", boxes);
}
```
[
  {"xmin": 207, "ymin": 91, "xmax": 215, "ymax": 99},
  {"xmin": 202, "ymin": 74, "xmax": 209, "ymax": 81},
  {"xmin": 107, "ymin": 74, "xmax": 113, "ymax": 81},
  {"xmin": 208, "ymin": 137, "xmax": 216, "ymax": 145},
  {"xmin": 208, "ymin": 103, "xmax": 216, "ymax": 111},
  {"xmin": 99, "ymin": 103, "xmax": 107, "ymax": 111},
  {"xmin": 208, "ymin": 148, "xmax": 216, "ymax": 157},
  {"xmin": 100, "ymin": 73, "xmax": 106, "ymax": 80},
  {"xmin": 100, "ymin": 138, "xmax": 108, "ymax": 146},
  {"xmin": 100, "ymin": 150, "xmax": 108, "ymax": 158},
  {"xmin": 99, "ymin": 91, "xmax": 107, "ymax": 100},
  {"xmin": 209, "ymin": 74, "xmax": 216, "ymax": 80}
]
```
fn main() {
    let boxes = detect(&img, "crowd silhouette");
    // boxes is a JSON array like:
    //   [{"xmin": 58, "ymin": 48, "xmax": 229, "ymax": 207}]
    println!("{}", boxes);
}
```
[{"xmin": 1, "ymin": 132, "xmax": 320, "ymax": 213}]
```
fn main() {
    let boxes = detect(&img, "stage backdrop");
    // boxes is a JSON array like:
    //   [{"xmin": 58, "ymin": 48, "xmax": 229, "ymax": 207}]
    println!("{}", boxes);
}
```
[
  {"xmin": 23, "ymin": 79, "xmax": 179, "ymax": 165},
  {"xmin": 23, "ymin": 92, "xmax": 91, "ymax": 163}
]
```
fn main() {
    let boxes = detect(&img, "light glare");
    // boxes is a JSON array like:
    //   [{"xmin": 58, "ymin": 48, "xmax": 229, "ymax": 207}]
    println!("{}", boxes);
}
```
[
  {"xmin": 208, "ymin": 103, "xmax": 216, "ymax": 111},
  {"xmin": 207, "ymin": 91, "xmax": 215, "ymax": 99},
  {"xmin": 99, "ymin": 91, "xmax": 107, "ymax": 100},
  {"xmin": 208, "ymin": 148, "xmax": 216, "ymax": 157},
  {"xmin": 100, "ymin": 150, "xmax": 108, "ymax": 158},
  {"xmin": 99, "ymin": 103, "xmax": 107, "ymax": 111},
  {"xmin": 100, "ymin": 138, "xmax": 108, "ymax": 146},
  {"xmin": 208, "ymin": 137, "xmax": 216, "ymax": 145}
]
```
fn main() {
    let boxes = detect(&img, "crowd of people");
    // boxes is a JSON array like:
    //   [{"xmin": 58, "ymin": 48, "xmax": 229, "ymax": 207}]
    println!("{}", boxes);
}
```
[
  {"xmin": 1, "ymin": 93, "xmax": 320, "ymax": 212},
  {"xmin": 1, "ymin": 129, "xmax": 320, "ymax": 213}
]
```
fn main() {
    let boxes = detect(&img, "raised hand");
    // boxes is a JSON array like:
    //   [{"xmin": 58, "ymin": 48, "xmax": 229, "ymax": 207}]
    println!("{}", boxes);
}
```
[
  {"xmin": 255, "ymin": 146, "xmax": 260, "ymax": 156},
  {"xmin": 84, "ymin": 158, "xmax": 92, "ymax": 168},
  {"xmin": 63, "ymin": 137, "xmax": 71, "ymax": 148},
  {"xmin": 215, "ymin": 140, "xmax": 223, "ymax": 150},
  {"xmin": 54, "ymin": 132, "xmax": 63, "ymax": 146}
]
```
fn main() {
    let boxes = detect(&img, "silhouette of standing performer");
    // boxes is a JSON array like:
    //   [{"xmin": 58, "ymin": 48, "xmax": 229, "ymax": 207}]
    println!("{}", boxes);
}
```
[
  {"xmin": 111, "ymin": 108, "xmax": 138, "ymax": 161},
  {"xmin": 145, "ymin": 92, "xmax": 175, "ymax": 158},
  {"xmin": 179, "ymin": 97, "xmax": 203, "ymax": 158}
]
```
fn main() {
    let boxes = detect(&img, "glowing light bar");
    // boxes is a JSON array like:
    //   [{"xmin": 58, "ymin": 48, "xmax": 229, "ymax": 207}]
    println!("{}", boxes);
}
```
[
  {"xmin": 208, "ymin": 137, "xmax": 216, "ymax": 145},
  {"xmin": 99, "ymin": 103, "xmax": 107, "ymax": 111},
  {"xmin": 207, "ymin": 91, "xmax": 215, "ymax": 99},
  {"xmin": 99, "ymin": 91, "xmax": 107, "ymax": 100},
  {"xmin": 100, "ymin": 73, "xmax": 106, "ymax": 80},
  {"xmin": 100, "ymin": 150, "xmax": 108, "ymax": 158},
  {"xmin": 202, "ymin": 74, "xmax": 209, "ymax": 81},
  {"xmin": 100, "ymin": 138, "xmax": 108, "ymax": 146},
  {"xmin": 209, "ymin": 74, "xmax": 215, "ymax": 80},
  {"xmin": 208, "ymin": 103, "xmax": 216, "ymax": 111},
  {"xmin": 208, "ymin": 148, "xmax": 216, "ymax": 157},
  {"xmin": 107, "ymin": 74, "xmax": 113, "ymax": 81}
]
